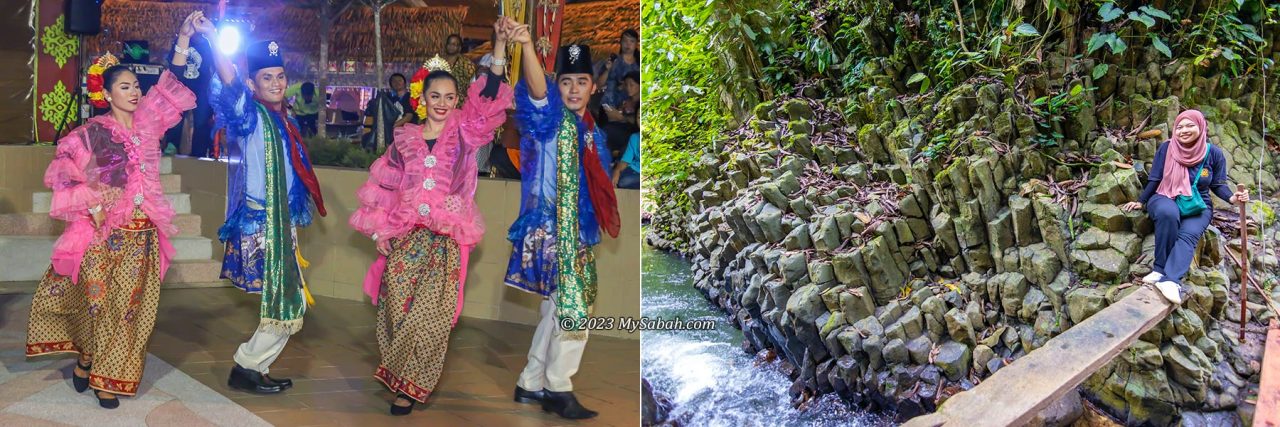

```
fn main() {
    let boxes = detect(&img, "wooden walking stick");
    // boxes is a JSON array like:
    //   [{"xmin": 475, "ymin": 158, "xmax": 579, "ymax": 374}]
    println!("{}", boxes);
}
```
[{"xmin": 1239, "ymin": 183, "xmax": 1250, "ymax": 341}]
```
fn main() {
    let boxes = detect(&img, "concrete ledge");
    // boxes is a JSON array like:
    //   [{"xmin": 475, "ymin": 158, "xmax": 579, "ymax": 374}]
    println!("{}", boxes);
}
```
[
  {"xmin": 0, "ymin": 213, "xmax": 202, "ymax": 237},
  {"xmin": 33, "ymin": 192, "xmax": 192, "ymax": 214},
  {"xmin": 0, "ymin": 235, "xmax": 214, "ymax": 281}
]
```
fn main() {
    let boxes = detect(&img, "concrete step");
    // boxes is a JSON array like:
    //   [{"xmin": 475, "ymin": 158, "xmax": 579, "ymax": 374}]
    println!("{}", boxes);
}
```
[
  {"xmin": 33, "ymin": 192, "xmax": 191, "ymax": 215},
  {"xmin": 0, "ymin": 235, "xmax": 215, "ymax": 281},
  {"xmin": 0, "ymin": 213, "xmax": 202, "ymax": 237},
  {"xmin": 161, "ymin": 156, "xmax": 173, "ymax": 174},
  {"xmin": 161, "ymin": 174, "xmax": 182, "ymax": 193}
]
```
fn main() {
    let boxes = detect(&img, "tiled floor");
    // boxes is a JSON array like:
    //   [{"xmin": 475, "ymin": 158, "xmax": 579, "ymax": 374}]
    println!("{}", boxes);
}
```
[{"xmin": 3, "ymin": 287, "xmax": 640, "ymax": 426}]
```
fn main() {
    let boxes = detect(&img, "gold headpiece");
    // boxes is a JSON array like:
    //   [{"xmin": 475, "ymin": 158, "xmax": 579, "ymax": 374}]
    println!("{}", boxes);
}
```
[
  {"xmin": 424, "ymin": 55, "xmax": 452, "ymax": 74},
  {"xmin": 94, "ymin": 52, "xmax": 120, "ymax": 69}
]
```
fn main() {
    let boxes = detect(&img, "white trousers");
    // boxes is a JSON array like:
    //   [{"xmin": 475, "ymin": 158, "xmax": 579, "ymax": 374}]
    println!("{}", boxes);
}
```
[
  {"xmin": 233, "ymin": 328, "xmax": 290, "ymax": 374},
  {"xmin": 516, "ymin": 297, "xmax": 588, "ymax": 392}
]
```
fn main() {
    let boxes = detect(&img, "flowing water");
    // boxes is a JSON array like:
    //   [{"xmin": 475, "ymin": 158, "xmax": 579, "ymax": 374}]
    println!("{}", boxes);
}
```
[{"xmin": 641, "ymin": 245, "xmax": 893, "ymax": 426}]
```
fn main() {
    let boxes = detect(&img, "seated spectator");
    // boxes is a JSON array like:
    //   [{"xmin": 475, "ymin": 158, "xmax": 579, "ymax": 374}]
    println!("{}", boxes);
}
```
[
  {"xmin": 612, "ymin": 133, "xmax": 640, "ymax": 189},
  {"xmin": 602, "ymin": 70, "xmax": 640, "ymax": 157}
]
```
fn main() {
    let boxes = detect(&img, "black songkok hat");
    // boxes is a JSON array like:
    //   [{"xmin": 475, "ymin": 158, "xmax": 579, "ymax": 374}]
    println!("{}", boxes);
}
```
[
  {"xmin": 555, "ymin": 44, "xmax": 593, "ymax": 76},
  {"xmin": 247, "ymin": 40, "xmax": 285, "ymax": 74}
]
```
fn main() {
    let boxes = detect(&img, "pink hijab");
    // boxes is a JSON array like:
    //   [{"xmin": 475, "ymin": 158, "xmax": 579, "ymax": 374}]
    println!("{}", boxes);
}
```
[{"xmin": 1156, "ymin": 109, "xmax": 1210, "ymax": 199}]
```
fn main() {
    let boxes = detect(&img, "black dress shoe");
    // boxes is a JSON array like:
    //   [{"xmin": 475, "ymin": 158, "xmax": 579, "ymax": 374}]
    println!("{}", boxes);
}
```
[
  {"xmin": 513, "ymin": 386, "xmax": 547, "ymax": 404},
  {"xmin": 72, "ymin": 361, "xmax": 92, "ymax": 393},
  {"xmin": 390, "ymin": 394, "xmax": 415, "ymax": 416},
  {"xmin": 264, "ymin": 374, "xmax": 293, "ymax": 390},
  {"xmin": 540, "ymin": 390, "xmax": 598, "ymax": 419},
  {"xmin": 227, "ymin": 364, "xmax": 284, "ymax": 394},
  {"xmin": 96, "ymin": 391, "xmax": 119, "ymax": 409}
]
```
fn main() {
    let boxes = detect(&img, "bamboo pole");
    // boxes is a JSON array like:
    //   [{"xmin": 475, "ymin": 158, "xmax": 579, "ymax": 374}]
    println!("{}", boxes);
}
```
[{"xmin": 1239, "ymin": 183, "xmax": 1250, "ymax": 341}]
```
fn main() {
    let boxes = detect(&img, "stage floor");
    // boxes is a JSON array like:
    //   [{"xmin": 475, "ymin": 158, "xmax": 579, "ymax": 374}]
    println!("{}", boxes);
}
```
[{"xmin": 0, "ymin": 288, "xmax": 640, "ymax": 426}]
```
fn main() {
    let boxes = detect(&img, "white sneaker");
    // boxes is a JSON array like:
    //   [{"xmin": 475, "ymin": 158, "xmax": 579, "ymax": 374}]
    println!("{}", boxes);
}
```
[
  {"xmin": 1154, "ymin": 281, "xmax": 1182, "ymax": 305},
  {"xmin": 1141, "ymin": 271, "xmax": 1164, "ymax": 284}
]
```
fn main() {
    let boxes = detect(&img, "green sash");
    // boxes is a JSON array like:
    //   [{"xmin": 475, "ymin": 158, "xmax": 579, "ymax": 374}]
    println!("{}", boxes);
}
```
[
  {"xmin": 257, "ymin": 104, "xmax": 307, "ymax": 334},
  {"xmin": 554, "ymin": 110, "xmax": 595, "ymax": 340}
]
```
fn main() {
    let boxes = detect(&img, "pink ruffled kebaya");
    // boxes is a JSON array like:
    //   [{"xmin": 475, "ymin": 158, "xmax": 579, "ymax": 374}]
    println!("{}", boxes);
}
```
[
  {"xmin": 44, "ymin": 71, "xmax": 195, "ymax": 284},
  {"xmin": 350, "ymin": 73, "xmax": 514, "ymax": 313}
]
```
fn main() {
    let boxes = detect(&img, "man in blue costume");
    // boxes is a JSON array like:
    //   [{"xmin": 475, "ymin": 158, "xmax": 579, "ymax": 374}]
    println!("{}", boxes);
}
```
[
  {"xmin": 503, "ymin": 20, "xmax": 620, "ymax": 420},
  {"xmin": 195, "ymin": 14, "xmax": 326, "ymax": 395}
]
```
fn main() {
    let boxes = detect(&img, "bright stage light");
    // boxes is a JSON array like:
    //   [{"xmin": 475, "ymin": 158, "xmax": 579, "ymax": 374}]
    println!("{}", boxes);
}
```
[{"xmin": 217, "ymin": 25, "xmax": 242, "ymax": 56}]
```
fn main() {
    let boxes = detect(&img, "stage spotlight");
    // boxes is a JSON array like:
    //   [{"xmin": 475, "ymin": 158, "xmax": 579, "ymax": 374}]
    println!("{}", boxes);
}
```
[{"xmin": 217, "ymin": 25, "xmax": 242, "ymax": 56}]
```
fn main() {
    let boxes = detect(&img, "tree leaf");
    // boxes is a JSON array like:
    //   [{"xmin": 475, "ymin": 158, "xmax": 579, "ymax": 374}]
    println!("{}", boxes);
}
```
[
  {"xmin": 1087, "ymin": 33, "xmax": 1108, "ymax": 54},
  {"xmin": 1070, "ymin": 84, "xmax": 1083, "ymax": 97},
  {"xmin": 907, "ymin": 72, "xmax": 928, "ymax": 85},
  {"xmin": 1109, "ymin": 35, "xmax": 1127, "ymax": 54},
  {"xmin": 1092, "ymin": 63, "xmax": 1110, "ymax": 79},
  {"xmin": 1130, "ymin": 11, "xmax": 1155, "ymax": 28},
  {"xmin": 1014, "ymin": 23, "xmax": 1040, "ymax": 37},
  {"xmin": 1242, "ymin": 28, "xmax": 1264, "ymax": 43},
  {"xmin": 1138, "ymin": 6, "xmax": 1171, "ymax": 20},
  {"xmin": 1100, "ymin": 2, "xmax": 1124, "ymax": 22},
  {"xmin": 1222, "ymin": 47, "xmax": 1237, "ymax": 61},
  {"xmin": 1150, "ymin": 35, "xmax": 1172, "ymax": 58}
]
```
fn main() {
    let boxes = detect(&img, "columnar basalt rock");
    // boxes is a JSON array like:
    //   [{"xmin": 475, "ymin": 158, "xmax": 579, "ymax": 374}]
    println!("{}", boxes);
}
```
[{"xmin": 646, "ymin": 45, "xmax": 1280, "ymax": 424}]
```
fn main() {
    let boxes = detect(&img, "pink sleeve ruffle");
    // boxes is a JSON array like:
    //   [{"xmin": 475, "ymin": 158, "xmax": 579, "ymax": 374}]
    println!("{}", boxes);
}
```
[
  {"xmin": 136, "ymin": 70, "xmax": 198, "ymax": 137},
  {"xmin": 43, "ymin": 135, "xmax": 99, "ymax": 221},
  {"xmin": 431, "ymin": 210, "xmax": 485, "ymax": 247},
  {"xmin": 348, "ymin": 154, "xmax": 405, "ymax": 238},
  {"xmin": 458, "ymin": 74, "xmax": 515, "ymax": 149}
]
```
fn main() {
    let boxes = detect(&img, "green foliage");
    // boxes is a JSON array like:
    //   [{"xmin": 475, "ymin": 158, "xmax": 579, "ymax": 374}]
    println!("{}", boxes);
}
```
[
  {"xmin": 1029, "ymin": 84, "xmax": 1093, "ymax": 147},
  {"xmin": 643, "ymin": 0, "xmax": 788, "ymax": 206},
  {"xmin": 305, "ymin": 137, "xmax": 385, "ymax": 169},
  {"xmin": 1087, "ymin": 2, "xmax": 1171, "ymax": 57}
]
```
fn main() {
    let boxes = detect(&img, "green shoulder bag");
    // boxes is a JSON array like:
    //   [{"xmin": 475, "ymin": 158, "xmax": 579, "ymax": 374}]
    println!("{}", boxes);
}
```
[{"xmin": 1175, "ymin": 143, "xmax": 1211, "ymax": 217}]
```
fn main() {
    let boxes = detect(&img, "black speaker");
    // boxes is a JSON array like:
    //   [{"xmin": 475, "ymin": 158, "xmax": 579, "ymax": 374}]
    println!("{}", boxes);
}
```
[{"xmin": 65, "ymin": 0, "xmax": 103, "ymax": 35}]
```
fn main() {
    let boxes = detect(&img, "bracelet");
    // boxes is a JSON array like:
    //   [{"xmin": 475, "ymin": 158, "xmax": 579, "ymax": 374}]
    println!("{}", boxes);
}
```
[
  {"xmin": 174, "ymin": 47, "xmax": 195, "ymax": 57},
  {"xmin": 372, "ymin": 233, "xmax": 380, "ymax": 243},
  {"xmin": 491, "ymin": 57, "xmax": 508, "ymax": 67}
]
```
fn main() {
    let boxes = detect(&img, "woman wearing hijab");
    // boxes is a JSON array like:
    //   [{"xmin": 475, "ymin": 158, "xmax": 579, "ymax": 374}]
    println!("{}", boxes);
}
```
[{"xmin": 1121, "ymin": 109, "xmax": 1250, "ymax": 304}]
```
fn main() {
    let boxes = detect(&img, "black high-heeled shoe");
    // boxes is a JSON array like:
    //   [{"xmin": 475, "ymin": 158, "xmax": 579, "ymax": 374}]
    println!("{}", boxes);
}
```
[
  {"xmin": 96, "ymin": 390, "xmax": 119, "ymax": 409},
  {"xmin": 72, "ymin": 361, "xmax": 91, "ymax": 393},
  {"xmin": 389, "ymin": 394, "xmax": 415, "ymax": 416}
]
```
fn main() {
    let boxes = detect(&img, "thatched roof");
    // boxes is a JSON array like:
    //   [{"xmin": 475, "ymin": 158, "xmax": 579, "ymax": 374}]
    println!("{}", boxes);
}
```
[
  {"xmin": 85, "ymin": 0, "xmax": 467, "ymax": 65},
  {"xmin": 467, "ymin": 0, "xmax": 639, "ymax": 63}
]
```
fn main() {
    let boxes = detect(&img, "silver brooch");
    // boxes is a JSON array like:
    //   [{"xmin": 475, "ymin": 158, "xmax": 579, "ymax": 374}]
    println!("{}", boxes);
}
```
[
  {"xmin": 417, "ymin": 203, "xmax": 431, "ymax": 216},
  {"xmin": 140, "ymin": 163, "xmax": 147, "ymax": 173},
  {"xmin": 131, "ymin": 136, "xmax": 141, "ymax": 145},
  {"xmin": 422, "ymin": 178, "xmax": 436, "ymax": 190},
  {"xmin": 569, "ymin": 45, "xmax": 581, "ymax": 63},
  {"xmin": 133, "ymin": 193, "xmax": 144, "ymax": 206},
  {"xmin": 423, "ymin": 155, "xmax": 437, "ymax": 168},
  {"xmin": 268, "ymin": 41, "xmax": 279, "ymax": 57}
]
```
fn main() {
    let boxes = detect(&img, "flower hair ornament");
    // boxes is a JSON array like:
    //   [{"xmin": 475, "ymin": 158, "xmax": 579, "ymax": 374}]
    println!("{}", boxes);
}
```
[
  {"xmin": 87, "ymin": 53, "xmax": 120, "ymax": 109},
  {"xmin": 408, "ymin": 55, "xmax": 454, "ymax": 120}
]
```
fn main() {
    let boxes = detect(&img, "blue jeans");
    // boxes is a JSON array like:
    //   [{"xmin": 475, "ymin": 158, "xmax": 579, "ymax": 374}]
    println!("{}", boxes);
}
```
[
  {"xmin": 617, "ymin": 168, "xmax": 639, "ymax": 189},
  {"xmin": 1146, "ymin": 194, "xmax": 1211, "ymax": 285}
]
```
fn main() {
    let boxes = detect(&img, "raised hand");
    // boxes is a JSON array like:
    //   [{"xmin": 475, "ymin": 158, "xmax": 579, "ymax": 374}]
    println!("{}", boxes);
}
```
[
  {"xmin": 509, "ymin": 24, "xmax": 532, "ymax": 44},
  {"xmin": 193, "ymin": 12, "xmax": 217, "ymax": 37},
  {"xmin": 178, "ymin": 11, "xmax": 199, "ymax": 38},
  {"xmin": 493, "ymin": 18, "xmax": 508, "ymax": 44}
]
